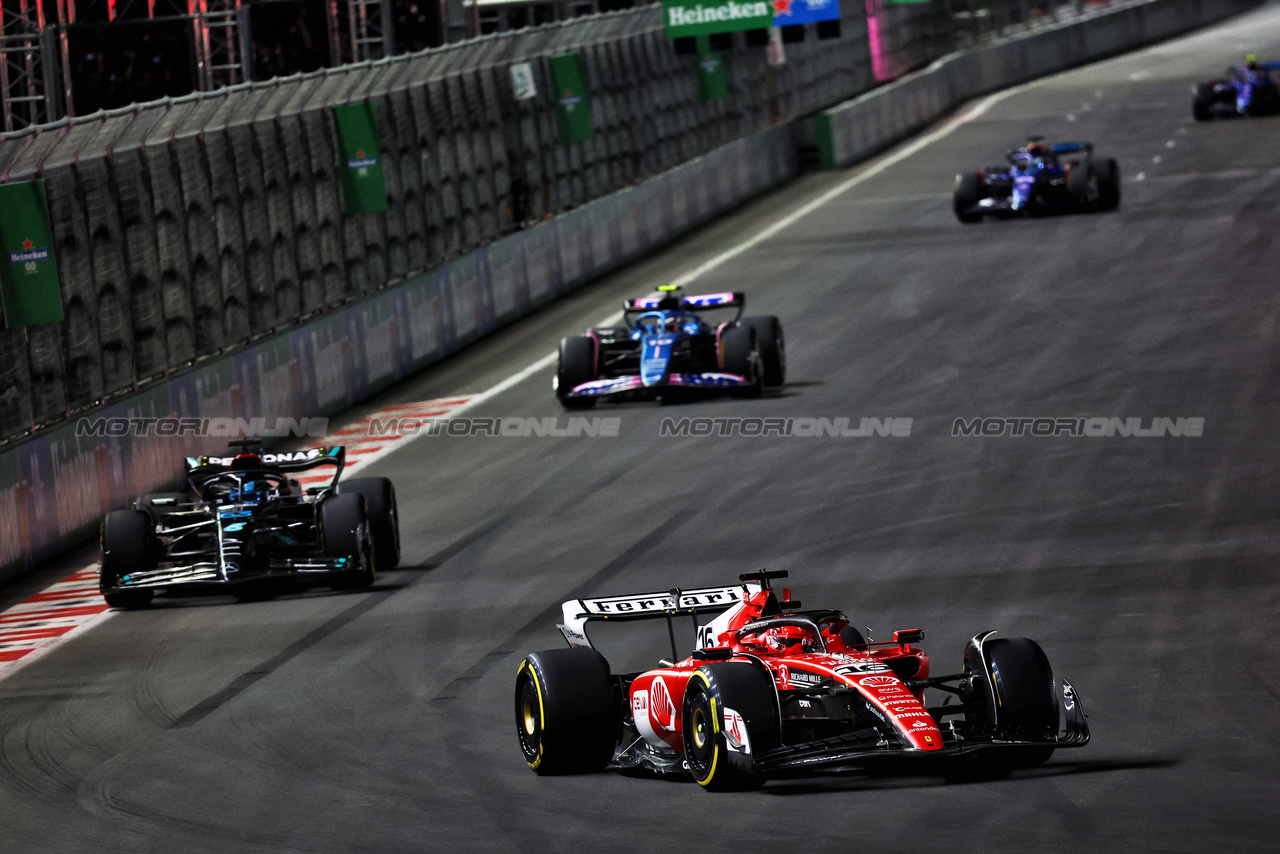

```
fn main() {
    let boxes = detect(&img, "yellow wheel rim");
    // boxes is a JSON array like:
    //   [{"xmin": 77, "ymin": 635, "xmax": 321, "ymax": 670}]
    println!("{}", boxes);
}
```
[
  {"xmin": 692, "ymin": 707, "xmax": 708, "ymax": 749},
  {"xmin": 522, "ymin": 690, "xmax": 538, "ymax": 736}
]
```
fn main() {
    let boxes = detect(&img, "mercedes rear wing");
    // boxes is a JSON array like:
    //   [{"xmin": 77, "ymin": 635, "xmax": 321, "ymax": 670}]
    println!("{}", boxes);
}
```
[
  {"xmin": 184, "ymin": 446, "xmax": 346, "ymax": 490},
  {"xmin": 558, "ymin": 584, "xmax": 748, "ymax": 651}
]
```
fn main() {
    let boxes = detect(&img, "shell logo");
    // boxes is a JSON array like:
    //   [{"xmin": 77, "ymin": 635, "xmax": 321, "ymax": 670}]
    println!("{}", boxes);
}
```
[
  {"xmin": 651, "ymin": 677, "xmax": 677, "ymax": 730},
  {"xmin": 859, "ymin": 675, "xmax": 899, "ymax": 688}
]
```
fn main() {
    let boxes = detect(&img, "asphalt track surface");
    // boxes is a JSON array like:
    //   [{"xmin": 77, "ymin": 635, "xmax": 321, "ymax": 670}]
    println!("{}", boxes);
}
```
[{"xmin": 3, "ymin": 7, "xmax": 1280, "ymax": 852}]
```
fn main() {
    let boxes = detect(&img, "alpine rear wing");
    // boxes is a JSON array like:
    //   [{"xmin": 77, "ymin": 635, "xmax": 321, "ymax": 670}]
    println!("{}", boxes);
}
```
[
  {"xmin": 1050, "ymin": 142, "xmax": 1093, "ymax": 154},
  {"xmin": 623, "ymin": 291, "xmax": 745, "ymax": 312},
  {"xmin": 558, "ymin": 584, "xmax": 747, "ymax": 650}
]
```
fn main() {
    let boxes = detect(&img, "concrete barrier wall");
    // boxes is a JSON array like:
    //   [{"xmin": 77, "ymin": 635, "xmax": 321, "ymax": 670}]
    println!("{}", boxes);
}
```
[
  {"xmin": 817, "ymin": 0, "xmax": 1262, "ymax": 170},
  {"xmin": 0, "ymin": 125, "xmax": 795, "ymax": 584}
]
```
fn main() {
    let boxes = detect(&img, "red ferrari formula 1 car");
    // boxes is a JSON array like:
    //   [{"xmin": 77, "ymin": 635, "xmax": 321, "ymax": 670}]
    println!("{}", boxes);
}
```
[{"xmin": 514, "ymin": 571, "xmax": 1088, "ymax": 789}]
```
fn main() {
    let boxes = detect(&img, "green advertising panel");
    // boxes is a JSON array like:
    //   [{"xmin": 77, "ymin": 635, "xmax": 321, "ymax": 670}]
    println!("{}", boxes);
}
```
[
  {"xmin": 663, "ymin": 0, "xmax": 773, "ymax": 38},
  {"xmin": 549, "ymin": 53, "xmax": 593, "ymax": 143},
  {"xmin": 0, "ymin": 180, "xmax": 63, "ymax": 328},
  {"xmin": 333, "ymin": 102, "xmax": 389, "ymax": 215},
  {"xmin": 696, "ymin": 36, "xmax": 728, "ymax": 101}
]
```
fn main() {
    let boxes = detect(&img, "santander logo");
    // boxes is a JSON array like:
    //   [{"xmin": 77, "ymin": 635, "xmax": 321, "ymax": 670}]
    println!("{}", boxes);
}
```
[{"xmin": 651, "ymin": 677, "xmax": 677, "ymax": 730}]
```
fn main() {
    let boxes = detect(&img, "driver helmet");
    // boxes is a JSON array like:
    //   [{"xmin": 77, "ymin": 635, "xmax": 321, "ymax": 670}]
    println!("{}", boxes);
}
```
[
  {"xmin": 230, "ymin": 453, "xmax": 263, "ymax": 472},
  {"xmin": 1246, "ymin": 54, "xmax": 1260, "ymax": 71},
  {"xmin": 765, "ymin": 625, "xmax": 818, "ymax": 655},
  {"xmin": 1026, "ymin": 142, "xmax": 1047, "ymax": 158},
  {"xmin": 665, "ymin": 316, "xmax": 683, "ymax": 333}
]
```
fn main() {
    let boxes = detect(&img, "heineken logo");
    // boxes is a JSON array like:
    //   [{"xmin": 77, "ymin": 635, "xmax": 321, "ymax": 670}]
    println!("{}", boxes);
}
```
[
  {"xmin": 10, "ymin": 244, "xmax": 49, "ymax": 265},
  {"xmin": 559, "ymin": 90, "xmax": 582, "ymax": 109},
  {"xmin": 664, "ymin": 0, "xmax": 837, "ymax": 36},
  {"xmin": 667, "ymin": 1, "xmax": 770, "ymax": 27},
  {"xmin": 347, "ymin": 156, "xmax": 378, "ymax": 169}
]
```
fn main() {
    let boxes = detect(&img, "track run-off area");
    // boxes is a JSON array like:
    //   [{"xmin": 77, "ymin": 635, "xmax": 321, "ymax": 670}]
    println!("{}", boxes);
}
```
[{"xmin": 2, "ymin": 5, "xmax": 1280, "ymax": 851}]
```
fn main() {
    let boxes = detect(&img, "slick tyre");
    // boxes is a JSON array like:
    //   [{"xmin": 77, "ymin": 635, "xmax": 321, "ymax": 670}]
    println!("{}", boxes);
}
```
[
  {"xmin": 1192, "ymin": 84, "xmax": 1215, "ymax": 121},
  {"xmin": 742, "ymin": 316, "xmax": 786, "ymax": 387},
  {"xmin": 99, "ymin": 509, "xmax": 156, "ymax": 609},
  {"xmin": 954, "ymin": 172, "xmax": 984, "ymax": 224},
  {"xmin": 515, "ymin": 649, "xmax": 618, "ymax": 774},
  {"xmin": 983, "ymin": 637, "xmax": 1058, "ymax": 770},
  {"xmin": 683, "ymin": 663, "xmax": 780, "ymax": 791},
  {"xmin": 320, "ymin": 493, "xmax": 376, "ymax": 589},
  {"xmin": 1066, "ymin": 163, "xmax": 1097, "ymax": 209},
  {"xmin": 556, "ymin": 336, "xmax": 597, "ymax": 409},
  {"xmin": 720, "ymin": 325, "xmax": 762, "ymax": 398},
  {"xmin": 340, "ymin": 477, "xmax": 400, "ymax": 570},
  {"xmin": 1095, "ymin": 157, "xmax": 1120, "ymax": 211}
]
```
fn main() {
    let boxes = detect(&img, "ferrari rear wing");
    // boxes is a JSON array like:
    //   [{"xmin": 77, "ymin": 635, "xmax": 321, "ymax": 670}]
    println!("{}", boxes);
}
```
[
  {"xmin": 623, "ymin": 291, "xmax": 745, "ymax": 312},
  {"xmin": 558, "ymin": 584, "xmax": 747, "ymax": 649}
]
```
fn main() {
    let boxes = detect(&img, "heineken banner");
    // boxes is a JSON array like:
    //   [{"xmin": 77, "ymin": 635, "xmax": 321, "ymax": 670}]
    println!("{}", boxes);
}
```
[
  {"xmin": 549, "ymin": 53, "xmax": 593, "ymax": 143},
  {"xmin": 0, "ymin": 180, "xmax": 64, "ymax": 328},
  {"xmin": 333, "ymin": 102, "xmax": 389, "ymax": 215},
  {"xmin": 662, "ymin": 0, "xmax": 839, "ymax": 38},
  {"xmin": 697, "ymin": 35, "xmax": 728, "ymax": 101}
]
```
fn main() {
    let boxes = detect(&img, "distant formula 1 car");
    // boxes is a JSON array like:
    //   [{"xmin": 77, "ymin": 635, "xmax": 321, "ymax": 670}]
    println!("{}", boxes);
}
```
[
  {"xmin": 1193, "ymin": 59, "xmax": 1280, "ymax": 120},
  {"xmin": 954, "ymin": 138, "xmax": 1120, "ymax": 223},
  {"xmin": 554, "ymin": 286, "xmax": 784, "ymax": 407},
  {"xmin": 514, "ymin": 570, "xmax": 1088, "ymax": 789},
  {"xmin": 98, "ymin": 442, "xmax": 399, "ymax": 608}
]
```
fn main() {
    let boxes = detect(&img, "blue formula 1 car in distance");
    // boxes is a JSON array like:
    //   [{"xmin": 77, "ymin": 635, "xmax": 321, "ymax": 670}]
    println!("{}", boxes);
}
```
[
  {"xmin": 555, "ymin": 286, "xmax": 785, "ymax": 407},
  {"xmin": 953, "ymin": 138, "xmax": 1120, "ymax": 223},
  {"xmin": 1193, "ymin": 58, "xmax": 1280, "ymax": 120}
]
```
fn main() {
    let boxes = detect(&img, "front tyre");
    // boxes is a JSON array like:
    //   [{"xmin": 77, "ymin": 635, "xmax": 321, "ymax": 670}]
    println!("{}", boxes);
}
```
[
  {"xmin": 515, "ymin": 649, "xmax": 618, "ymax": 774},
  {"xmin": 742, "ymin": 316, "xmax": 786, "ymax": 387},
  {"xmin": 556, "ymin": 336, "xmax": 597, "ymax": 409},
  {"xmin": 682, "ymin": 663, "xmax": 780, "ymax": 791},
  {"xmin": 320, "ymin": 493, "xmax": 376, "ymax": 589},
  {"xmin": 954, "ymin": 172, "xmax": 985, "ymax": 224},
  {"xmin": 1095, "ymin": 157, "xmax": 1120, "ymax": 211},
  {"xmin": 720, "ymin": 326, "xmax": 762, "ymax": 398},
  {"xmin": 340, "ymin": 477, "xmax": 400, "ymax": 570},
  {"xmin": 99, "ymin": 510, "xmax": 156, "ymax": 609}
]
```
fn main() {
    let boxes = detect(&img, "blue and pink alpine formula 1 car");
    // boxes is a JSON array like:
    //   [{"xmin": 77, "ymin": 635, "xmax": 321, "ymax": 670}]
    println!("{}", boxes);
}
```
[{"xmin": 555, "ymin": 286, "xmax": 785, "ymax": 407}]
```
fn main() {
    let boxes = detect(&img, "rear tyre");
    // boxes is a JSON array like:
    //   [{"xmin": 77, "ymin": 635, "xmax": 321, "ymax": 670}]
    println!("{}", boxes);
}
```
[
  {"xmin": 320, "ymin": 493, "xmax": 375, "ymax": 589},
  {"xmin": 742, "ymin": 316, "xmax": 786, "ymax": 387},
  {"xmin": 340, "ymin": 477, "xmax": 400, "ymax": 570},
  {"xmin": 720, "ymin": 325, "xmax": 762, "ymax": 398},
  {"xmin": 1066, "ymin": 163, "xmax": 1096, "ymax": 209},
  {"xmin": 556, "ymin": 336, "xmax": 597, "ymax": 409},
  {"xmin": 1095, "ymin": 157, "xmax": 1120, "ymax": 211},
  {"xmin": 515, "ymin": 649, "xmax": 618, "ymax": 774},
  {"xmin": 99, "ymin": 510, "xmax": 156, "ymax": 609},
  {"xmin": 683, "ymin": 663, "xmax": 779, "ymax": 791},
  {"xmin": 954, "ymin": 172, "xmax": 984, "ymax": 224}
]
